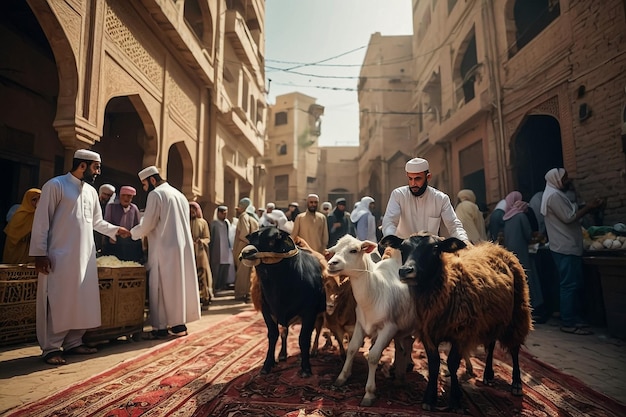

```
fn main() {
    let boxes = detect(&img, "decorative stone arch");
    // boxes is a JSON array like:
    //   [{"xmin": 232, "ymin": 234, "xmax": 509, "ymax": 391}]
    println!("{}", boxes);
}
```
[
  {"xmin": 167, "ymin": 141, "xmax": 194, "ymax": 197},
  {"xmin": 26, "ymin": 1, "xmax": 80, "ymax": 139}
]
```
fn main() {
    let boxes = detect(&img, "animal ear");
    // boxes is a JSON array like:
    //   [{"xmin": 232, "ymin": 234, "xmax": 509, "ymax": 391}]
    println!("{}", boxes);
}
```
[
  {"xmin": 379, "ymin": 235, "xmax": 403, "ymax": 249},
  {"xmin": 361, "ymin": 241, "xmax": 377, "ymax": 253},
  {"xmin": 324, "ymin": 249, "xmax": 334, "ymax": 261},
  {"xmin": 437, "ymin": 237, "xmax": 467, "ymax": 253}
]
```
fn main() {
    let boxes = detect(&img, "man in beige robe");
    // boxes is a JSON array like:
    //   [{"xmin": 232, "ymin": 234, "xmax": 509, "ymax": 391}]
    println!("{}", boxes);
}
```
[
  {"xmin": 291, "ymin": 194, "xmax": 328, "ymax": 253},
  {"xmin": 233, "ymin": 197, "xmax": 259, "ymax": 301}
]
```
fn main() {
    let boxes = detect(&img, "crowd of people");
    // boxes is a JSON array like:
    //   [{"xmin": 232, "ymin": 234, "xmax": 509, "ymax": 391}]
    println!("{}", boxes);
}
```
[{"xmin": 1, "ymin": 151, "xmax": 606, "ymax": 366}]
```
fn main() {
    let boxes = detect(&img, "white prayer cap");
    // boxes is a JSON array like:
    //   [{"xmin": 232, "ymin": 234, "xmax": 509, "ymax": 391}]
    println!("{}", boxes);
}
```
[
  {"xmin": 99, "ymin": 184, "xmax": 115, "ymax": 194},
  {"xmin": 74, "ymin": 149, "xmax": 101, "ymax": 162},
  {"xmin": 266, "ymin": 202, "xmax": 275, "ymax": 210},
  {"xmin": 307, "ymin": 194, "xmax": 319, "ymax": 201},
  {"xmin": 405, "ymin": 157, "xmax": 429, "ymax": 173},
  {"xmin": 138, "ymin": 166, "xmax": 159, "ymax": 181}
]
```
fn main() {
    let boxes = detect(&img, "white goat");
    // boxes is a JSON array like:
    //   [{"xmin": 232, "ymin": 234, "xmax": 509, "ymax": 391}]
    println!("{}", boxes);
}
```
[{"xmin": 326, "ymin": 235, "xmax": 416, "ymax": 407}]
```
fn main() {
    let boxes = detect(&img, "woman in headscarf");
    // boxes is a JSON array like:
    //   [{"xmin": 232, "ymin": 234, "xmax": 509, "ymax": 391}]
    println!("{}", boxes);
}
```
[
  {"xmin": 350, "ymin": 196, "xmax": 377, "ymax": 242},
  {"xmin": 189, "ymin": 201, "xmax": 213, "ymax": 306},
  {"xmin": 455, "ymin": 189, "xmax": 487, "ymax": 243},
  {"xmin": 3, "ymin": 188, "xmax": 41, "ymax": 263},
  {"xmin": 541, "ymin": 168, "xmax": 604, "ymax": 335},
  {"xmin": 503, "ymin": 191, "xmax": 547, "ymax": 322}
]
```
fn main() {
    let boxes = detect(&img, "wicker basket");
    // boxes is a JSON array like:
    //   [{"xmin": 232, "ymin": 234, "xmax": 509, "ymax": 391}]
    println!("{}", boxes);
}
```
[
  {"xmin": 84, "ymin": 266, "xmax": 147, "ymax": 343},
  {"xmin": 0, "ymin": 264, "xmax": 38, "ymax": 346}
]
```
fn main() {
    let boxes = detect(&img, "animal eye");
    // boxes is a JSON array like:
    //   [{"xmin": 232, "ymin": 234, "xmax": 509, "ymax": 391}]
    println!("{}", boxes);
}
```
[{"xmin": 349, "ymin": 249, "xmax": 358, "ymax": 254}]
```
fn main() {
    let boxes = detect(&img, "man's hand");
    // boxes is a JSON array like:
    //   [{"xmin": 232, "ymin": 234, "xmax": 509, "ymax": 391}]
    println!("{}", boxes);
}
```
[
  {"xmin": 117, "ymin": 227, "xmax": 131, "ymax": 238},
  {"xmin": 35, "ymin": 256, "xmax": 51, "ymax": 275}
]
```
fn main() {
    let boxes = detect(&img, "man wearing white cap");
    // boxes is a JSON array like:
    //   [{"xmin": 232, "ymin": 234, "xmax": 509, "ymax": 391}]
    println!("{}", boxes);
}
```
[
  {"xmin": 382, "ymin": 157, "xmax": 469, "ymax": 242},
  {"xmin": 130, "ymin": 166, "xmax": 200, "ymax": 338},
  {"xmin": 30, "ymin": 149, "xmax": 131, "ymax": 365},
  {"xmin": 94, "ymin": 183, "xmax": 116, "ymax": 253},
  {"xmin": 291, "ymin": 194, "xmax": 328, "ymax": 253},
  {"xmin": 259, "ymin": 202, "xmax": 277, "ymax": 227},
  {"xmin": 103, "ymin": 185, "xmax": 143, "ymax": 262}
]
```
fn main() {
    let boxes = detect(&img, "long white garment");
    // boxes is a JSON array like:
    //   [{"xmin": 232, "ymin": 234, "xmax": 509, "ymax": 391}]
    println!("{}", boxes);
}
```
[
  {"xmin": 29, "ymin": 173, "xmax": 119, "ymax": 344},
  {"xmin": 382, "ymin": 185, "xmax": 469, "ymax": 241},
  {"xmin": 130, "ymin": 182, "xmax": 200, "ymax": 328}
]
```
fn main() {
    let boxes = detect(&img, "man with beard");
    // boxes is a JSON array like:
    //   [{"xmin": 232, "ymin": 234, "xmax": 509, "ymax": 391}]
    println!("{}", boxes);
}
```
[
  {"xmin": 30, "ymin": 149, "xmax": 130, "ymax": 365},
  {"xmin": 291, "ymin": 193, "xmax": 328, "ymax": 253},
  {"xmin": 103, "ymin": 186, "xmax": 143, "ymax": 263},
  {"xmin": 327, "ymin": 197, "xmax": 354, "ymax": 247},
  {"xmin": 381, "ymin": 157, "xmax": 469, "ymax": 243},
  {"xmin": 130, "ymin": 166, "xmax": 200, "ymax": 338}
]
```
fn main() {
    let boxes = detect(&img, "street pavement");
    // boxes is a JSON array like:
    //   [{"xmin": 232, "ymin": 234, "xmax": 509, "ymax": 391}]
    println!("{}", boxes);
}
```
[{"xmin": 1, "ymin": 293, "xmax": 625, "ymax": 415}]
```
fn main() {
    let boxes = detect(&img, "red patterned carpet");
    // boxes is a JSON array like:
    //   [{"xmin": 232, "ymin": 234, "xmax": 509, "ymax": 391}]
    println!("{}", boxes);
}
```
[{"xmin": 6, "ymin": 311, "xmax": 625, "ymax": 417}]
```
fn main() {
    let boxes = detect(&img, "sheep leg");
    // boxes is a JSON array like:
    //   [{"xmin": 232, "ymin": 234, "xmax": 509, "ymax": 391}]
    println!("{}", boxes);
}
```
[
  {"xmin": 422, "ymin": 347, "xmax": 441, "ymax": 411},
  {"xmin": 310, "ymin": 314, "xmax": 323, "ymax": 357},
  {"xmin": 510, "ymin": 345, "xmax": 523, "ymax": 396},
  {"xmin": 278, "ymin": 326, "xmax": 288, "ymax": 361},
  {"xmin": 262, "ymin": 311, "xmax": 279, "ymax": 374},
  {"xmin": 483, "ymin": 341, "xmax": 496, "ymax": 385},
  {"xmin": 298, "ymin": 314, "xmax": 317, "ymax": 377},
  {"xmin": 361, "ymin": 324, "xmax": 398, "ymax": 407},
  {"xmin": 447, "ymin": 344, "xmax": 464, "ymax": 413},
  {"xmin": 334, "ymin": 321, "xmax": 364, "ymax": 386},
  {"xmin": 391, "ymin": 335, "xmax": 413, "ymax": 385}
]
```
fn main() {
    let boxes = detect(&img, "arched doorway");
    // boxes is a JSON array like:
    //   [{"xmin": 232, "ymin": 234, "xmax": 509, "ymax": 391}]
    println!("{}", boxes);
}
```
[
  {"xmin": 92, "ymin": 96, "xmax": 153, "ymax": 210},
  {"xmin": 0, "ymin": 0, "xmax": 61, "ymax": 256},
  {"xmin": 167, "ymin": 142, "xmax": 194, "ymax": 197},
  {"xmin": 512, "ymin": 115, "xmax": 563, "ymax": 201}
]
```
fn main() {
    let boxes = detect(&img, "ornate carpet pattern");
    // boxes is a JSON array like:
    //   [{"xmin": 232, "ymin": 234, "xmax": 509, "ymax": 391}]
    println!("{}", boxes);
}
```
[{"xmin": 6, "ymin": 311, "xmax": 625, "ymax": 417}]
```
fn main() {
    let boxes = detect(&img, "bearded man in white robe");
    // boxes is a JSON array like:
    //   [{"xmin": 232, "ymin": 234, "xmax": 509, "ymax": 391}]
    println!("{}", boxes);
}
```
[
  {"xmin": 382, "ymin": 157, "xmax": 470, "ymax": 244},
  {"xmin": 130, "ymin": 166, "xmax": 200, "ymax": 338},
  {"xmin": 30, "ymin": 149, "xmax": 129, "ymax": 365}
]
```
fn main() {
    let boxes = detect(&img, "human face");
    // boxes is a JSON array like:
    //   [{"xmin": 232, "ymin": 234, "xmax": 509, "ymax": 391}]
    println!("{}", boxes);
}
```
[
  {"xmin": 336, "ymin": 202, "xmax": 346, "ymax": 212},
  {"xmin": 119, "ymin": 193, "xmax": 133, "ymax": 208},
  {"xmin": 190, "ymin": 205, "xmax": 198, "ymax": 219},
  {"xmin": 30, "ymin": 195, "xmax": 40, "ymax": 209},
  {"xmin": 83, "ymin": 162, "xmax": 101, "ymax": 184},
  {"xmin": 217, "ymin": 209, "xmax": 227, "ymax": 220},
  {"xmin": 407, "ymin": 171, "xmax": 430, "ymax": 195},
  {"xmin": 307, "ymin": 198, "xmax": 318, "ymax": 213}
]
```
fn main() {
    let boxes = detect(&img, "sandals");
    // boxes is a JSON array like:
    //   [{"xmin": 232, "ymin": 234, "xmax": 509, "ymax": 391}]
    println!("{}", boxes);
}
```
[
  {"xmin": 43, "ymin": 351, "xmax": 66, "ymax": 365},
  {"xmin": 560, "ymin": 326, "xmax": 593, "ymax": 335},
  {"xmin": 65, "ymin": 345, "xmax": 98, "ymax": 355}
]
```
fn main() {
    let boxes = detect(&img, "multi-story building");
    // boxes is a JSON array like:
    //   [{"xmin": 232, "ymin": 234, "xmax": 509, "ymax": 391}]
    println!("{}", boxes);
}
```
[
  {"xmin": 357, "ymin": 32, "xmax": 414, "ymax": 219},
  {"xmin": 0, "ymin": 0, "xmax": 267, "ymax": 254},
  {"xmin": 317, "ymin": 146, "xmax": 359, "ymax": 209},
  {"xmin": 405, "ymin": 0, "xmax": 626, "ymax": 222},
  {"xmin": 265, "ymin": 92, "xmax": 324, "ymax": 208}
]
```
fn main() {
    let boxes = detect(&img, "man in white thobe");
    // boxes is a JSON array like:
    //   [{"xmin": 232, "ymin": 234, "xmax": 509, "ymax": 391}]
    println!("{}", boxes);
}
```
[
  {"xmin": 382, "ymin": 157, "xmax": 470, "ymax": 243},
  {"xmin": 30, "ymin": 149, "xmax": 129, "ymax": 365},
  {"xmin": 130, "ymin": 166, "xmax": 200, "ymax": 338}
]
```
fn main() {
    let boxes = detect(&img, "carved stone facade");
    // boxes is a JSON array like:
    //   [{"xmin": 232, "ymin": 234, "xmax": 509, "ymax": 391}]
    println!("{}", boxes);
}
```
[{"xmin": 0, "ymin": 0, "xmax": 267, "ymax": 244}]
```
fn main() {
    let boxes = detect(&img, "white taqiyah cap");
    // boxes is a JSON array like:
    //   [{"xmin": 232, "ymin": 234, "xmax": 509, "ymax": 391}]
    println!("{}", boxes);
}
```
[
  {"xmin": 138, "ymin": 166, "xmax": 159, "ymax": 181},
  {"xmin": 99, "ymin": 184, "xmax": 115, "ymax": 194},
  {"xmin": 405, "ymin": 157, "xmax": 429, "ymax": 173},
  {"xmin": 74, "ymin": 149, "xmax": 101, "ymax": 162}
]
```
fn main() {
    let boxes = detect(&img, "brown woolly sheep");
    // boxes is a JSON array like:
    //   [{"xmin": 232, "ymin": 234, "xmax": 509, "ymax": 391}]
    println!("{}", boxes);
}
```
[{"xmin": 380, "ymin": 233, "xmax": 533, "ymax": 413}]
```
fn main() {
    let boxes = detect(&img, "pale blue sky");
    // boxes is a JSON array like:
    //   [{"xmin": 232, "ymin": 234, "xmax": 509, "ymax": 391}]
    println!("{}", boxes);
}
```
[{"xmin": 265, "ymin": 1, "xmax": 413, "ymax": 146}]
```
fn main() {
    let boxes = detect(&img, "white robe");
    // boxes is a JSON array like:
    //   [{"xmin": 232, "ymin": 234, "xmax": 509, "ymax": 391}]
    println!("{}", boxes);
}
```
[
  {"xmin": 29, "ymin": 173, "xmax": 119, "ymax": 342},
  {"xmin": 382, "ymin": 185, "xmax": 469, "ymax": 241},
  {"xmin": 130, "ymin": 182, "xmax": 200, "ymax": 328}
]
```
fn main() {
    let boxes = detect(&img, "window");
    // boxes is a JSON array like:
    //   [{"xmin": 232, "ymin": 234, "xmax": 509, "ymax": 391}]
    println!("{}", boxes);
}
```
[
  {"xmin": 276, "ymin": 142, "xmax": 287, "ymax": 155},
  {"xmin": 514, "ymin": 0, "xmax": 560, "ymax": 52},
  {"xmin": 275, "ymin": 111, "xmax": 288, "ymax": 126},
  {"xmin": 274, "ymin": 175, "xmax": 289, "ymax": 201}
]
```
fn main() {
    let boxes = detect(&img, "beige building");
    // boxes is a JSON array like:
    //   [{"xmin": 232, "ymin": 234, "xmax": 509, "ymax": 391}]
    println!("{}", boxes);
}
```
[
  {"xmin": 0, "ymin": 0, "xmax": 267, "ymax": 250},
  {"xmin": 317, "ymin": 146, "xmax": 359, "ymax": 209},
  {"xmin": 265, "ymin": 92, "xmax": 324, "ymax": 208},
  {"xmin": 357, "ymin": 32, "xmax": 414, "ymax": 219},
  {"xmin": 396, "ymin": 0, "xmax": 626, "ymax": 222}
]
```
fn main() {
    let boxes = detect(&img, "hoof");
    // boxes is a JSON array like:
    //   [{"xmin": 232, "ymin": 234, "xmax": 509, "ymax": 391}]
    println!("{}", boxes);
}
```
[
  {"xmin": 422, "ymin": 403, "xmax": 434, "ymax": 411},
  {"xmin": 483, "ymin": 377, "xmax": 495, "ymax": 387},
  {"xmin": 299, "ymin": 369, "xmax": 313, "ymax": 378},
  {"xmin": 511, "ymin": 383, "xmax": 523, "ymax": 396},
  {"xmin": 360, "ymin": 397, "xmax": 375, "ymax": 407},
  {"xmin": 333, "ymin": 378, "xmax": 347, "ymax": 387},
  {"xmin": 278, "ymin": 355, "xmax": 287, "ymax": 362}
]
